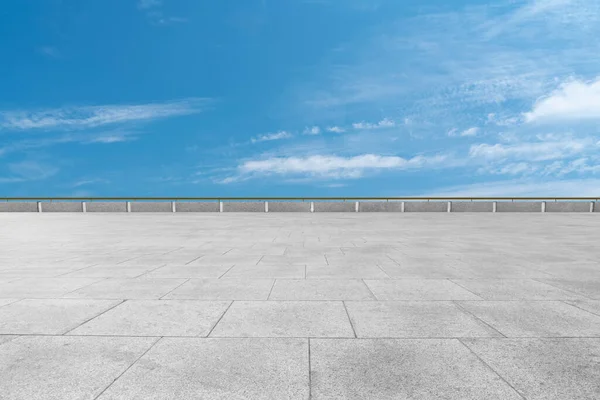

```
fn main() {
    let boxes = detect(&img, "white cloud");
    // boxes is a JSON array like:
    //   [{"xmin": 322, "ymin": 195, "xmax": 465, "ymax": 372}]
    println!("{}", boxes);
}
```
[
  {"xmin": 448, "ymin": 127, "xmax": 479, "ymax": 137},
  {"xmin": 524, "ymin": 77, "xmax": 600, "ymax": 122},
  {"xmin": 352, "ymin": 118, "xmax": 395, "ymax": 130},
  {"xmin": 250, "ymin": 131, "xmax": 293, "ymax": 143},
  {"xmin": 138, "ymin": 0, "xmax": 161, "ymax": 9},
  {"xmin": 326, "ymin": 126, "xmax": 346, "ymax": 133},
  {"xmin": 72, "ymin": 178, "xmax": 110, "ymax": 187},
  {"xmin": 468, "ymin": 139, "xmax": 593, "ymax": 162},
  {"xmin": 0, "ymin": 161, "xmax": 59, "ymax": 183},
  {"xmin": 0, "ymin": 98, "xmax": 209, "ymax": 131},
  {"xmin": 303, "ymin": 126, "xmax": 321, "ymax": 135}
]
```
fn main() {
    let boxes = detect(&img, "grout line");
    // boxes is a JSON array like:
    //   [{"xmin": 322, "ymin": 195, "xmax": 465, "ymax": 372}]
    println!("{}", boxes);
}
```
[
  {"xmin": 375, "ymin": 263, "xmax": 392, "ymax": 279},
  {"xmin": 222, "ymin": 248, "xmax": 233, "ymax": 256},
  {"xmin": 159, "ymin": 278, "xmax": 191, "ymax": 300},
  {"xmin": 457, "ymin": 338, "xmax": 527, "ymax": 400},
  {"xmin": 342, "ymin": 301, "xmax": 357, "ymax": 338},
  {"xmin": 60, "ymin": 277, "xmax": 109, "ymax": 296},
  {"xmin": 132, "ymin": 264, "xmax": 167, "ymax": 279},
  {"xmin": 205, "ymin": 301, "xmax": 234, "ymax": 337},
  {"xmin": 54, "ymin": 263, "xmax": 100, "ymax": 277},
  {"xmin": 62, "ymin": 300, "xmax": 127, "ymax": 335},
  {"xmin": 559, "ymin": 300, "xmax": 600, "ymax": 318},
  {"xmin": 218, "ymin": 265, "xmax": 236, "ymax": 279},
  {"xmin": 308, "ymin": 338, "xmax": 312, "ymax": 400},
  {"xmin": 452, "ymin": 301, "xmax": 507, "ymax": 338},
  {"xmin": 531, "ymin": 278, "xmax": 595, "ymax": 300},
  {"xmin": 255, "ymin": 255, "xmax": 264, "ymax": 266},
  {"xmin": 93, "ymin": 336, "xmax": 163, "ymax": 400},
  {"xmin": 304, "ymin": 265, "xmax": 307, "ymax": 279},
  {"xmin": 447, "ymin": 279, "xmax": 486, "ymax": 300},
  {"xmin": 324, "ymin": 254, "xmax": 329, "ymax": 265},
  {"xmin": 267, "ymin": 280, "xmax": 277, "ymax": 300},
  {"xmin": 361, "ymin": 279, "xmax": 378, "ymax": 300},
  {"xmin": 184, "ymin": 255, "xmax": 204, "ymax": 265}
]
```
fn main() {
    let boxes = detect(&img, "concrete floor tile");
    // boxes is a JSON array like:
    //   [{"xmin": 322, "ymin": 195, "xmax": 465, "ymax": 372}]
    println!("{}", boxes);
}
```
[
  {"xmin": 306, "ymin": 264, "xmax": 390, "ymax": 279},
  {"xmin": 380, "ymin": 264, "xmax": 470, "ymax": 279},
  {"xmin": 96, "ymin": 338, "xmax": 309, "ymax": 400},
  {"xmin": 69, "ymin": 300, "xmax": 231, "ymax": 336},
  {"xmin": 143, "ymin": 264, "xmax": 233, "ymax": 278},
  {"xmin": 0, "ymin": 335, "xmax": 18, "ymax": 346},
  {"xmin": 0, "ymin": 335, "xmax": 157, "ymax": 400},
  {"xmin": 310, "ymin": 338, "xmax": 523, "ymax": 399},
  {"xmin": 63, "ymin": 278, "xmax": 187, "ymax": 299},
  {"xmin": 0, "ymin": 299, "xmax": 121, "ymax": 334},
  {"xmin": 364, "ymin": 279, "xmax": 482, "ymax": 300},
  {"xmin": 564, "ymin": 299, "xmax": 600, "ymax": 317},
  {"xmin": 458, "ymin": 301, "xmax": 600, "ymax": 337},
  {"xmin": 345, "ymin": 301, "xmax": 501, "ymax": 338},
  {"xmin": 269, "ymin": 279, "xmax": 375, "ymax": 300},
  {"xmin": 463, "ymin": 338, "xmax": 600, "ymax": 400},
  {"xmin": 62, "ymin": 265, "xmax": 161, "ymax": 278},
  {"xmin": 0, "ymin": 278, "xmax": 102, "ymax": 298},
  {"xmin": 210, "ymin": 301, "xmax": 354, "ymax": 337},
  {"xmin": 451, "ymin": 279, "xmax": 585, "ymax": 300},
  {"xmin": 538, "ymin": 278, "xmax": 600, "ymax": 299},
  {"xmin": 0, "ymin": 298, "xmax": 20, "ymax": 307},
  {"xmin": 223, "ymin": 264, "xmax": 305, "ymax": 279},
  {"xmin": 163, "ymin": 279, "xmax": 274, "ymax": 300}
]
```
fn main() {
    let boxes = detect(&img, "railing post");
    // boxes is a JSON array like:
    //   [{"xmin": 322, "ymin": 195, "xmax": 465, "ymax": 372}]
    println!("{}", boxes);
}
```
[
  {"xmin": 401, "ymin": 201, "xmax": 405, "ymax": 212},
  {"xmin": 591, "ymin": 201, "xmax": 595, "ymax": 213},
  {"xmin": 219, "ymin": 200, "xmax": 223, "ymax": 213},
  {"xmin": 355, "ymin": 201, "xmax": 359, "ymax": 212},
  {"xmin": 37, "ymin": 201, "xmax": 42, "ymax": 213},
  {"xmin": 541, "ymin": 201, "xmax": 546, "ymax": 213},
  {"xmin": 265, "ymin": 201, "xmax": 269, "ymax": 213},
  {"xmin": 171, "ymin": 201, "xmax": 176, "ymax": 213},
  {"xmin": 82, "ymin": 202, "xmax": 87, "ymax": 213},
  {"xmin": 493, "ymin": 201, "xmax": 497, "ymax": 213},
  {"xmin": 310, "ymin": 202, "xmax": 314, "ymax": 213},
  {"xmin": 447, "ymin": 201, "xmax": 452, "ymax": 213},
  {"xmin": 126, "ymin": 201, "xmax": 131, "ymax": 213}
]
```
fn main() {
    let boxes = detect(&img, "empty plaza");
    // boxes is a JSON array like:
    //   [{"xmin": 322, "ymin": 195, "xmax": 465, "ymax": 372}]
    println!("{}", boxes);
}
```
[{"xmin": 1, "ymin": 212, "xmax": 600, "ymax": 399}]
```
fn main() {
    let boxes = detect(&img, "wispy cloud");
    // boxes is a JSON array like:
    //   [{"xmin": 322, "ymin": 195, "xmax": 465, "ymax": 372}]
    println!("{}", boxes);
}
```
[
  {"xmin": 0, "ymin": 98, "xmax": 209, "ymax": 131},
  {"xmin": 468, "ymin": 138, "xmax": 595, "ymax": 162},
  {"xmin": 251, "ymin": 131, "xmax": 293, "ymax": 143},
  {"xmin": 137, "ymin": 0, "xmax": 187, "ymax": 25},
  {"xmin": 138, "ymin": 0, "xmax": 162, "ymax": 9},
  {"xmin": 448, "ymin": 127, "xmax": 479, "ymax": 137},
  {"xmin": 0, "ymin": 161, "xmax": 59, "ymax": 184},
  {"xmin": 303, "ymin": 126, "xmax": 321, "ymax": 135},
  {"xmin": 71, "ymin": 178, "xmax": 110, "ymax": 187},
  {"xmin": 352, "ymin": 118, "xmax": 395, "ymax": 130},
  {"xmin": 327, "ymin": 126, "xmax": 346, "ymax": 133}
]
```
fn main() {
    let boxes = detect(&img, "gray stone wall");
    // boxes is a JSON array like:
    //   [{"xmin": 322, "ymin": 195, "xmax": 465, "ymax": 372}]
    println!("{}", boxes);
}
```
[{"xmin": 86, "ymin": 202, "xmax": 128, "ymax": 212}]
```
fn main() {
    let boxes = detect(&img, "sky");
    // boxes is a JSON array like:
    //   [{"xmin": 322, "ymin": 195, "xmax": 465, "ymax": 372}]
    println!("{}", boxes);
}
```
[{"xmin": 1, "ymin": 0, "xmax": 600, "ymax": 197}]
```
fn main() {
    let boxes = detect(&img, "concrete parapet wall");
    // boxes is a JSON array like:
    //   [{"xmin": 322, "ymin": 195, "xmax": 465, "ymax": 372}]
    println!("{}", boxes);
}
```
[
  {"xmin": 496, "ymin": 202, "xmax": 542, "ymax": 212},
  {"xmin": 314, "ymin": 202, "xmax": 356, "ymax": 212},
  {"xmin": 268, "ymin": 202, "xmax": 311, "ymax": 212},
  {"xmin": 451, "ymin": 202, "xmax": 494, "ymax": 212},
  {"xmin": 175, "ymin": 202, "xmax": 219, "ymax": 212},
  {"xmin": 41, "ymin": 202, "xmax": 83, "ymax": 212},
  {"xmin": 359, "ymin": 202, "xmax": 403, "ymax": 212},
  {"xmin": 0, "ymin": 202, "xmax": 39, "ymax": 212},
  {"xmin": 404, "ymin": 201, "xmax": 447, "ymax": 212},
  {"xmin": 86, "ymin": 202, "xmax": 128, "ymax": 212},
  {"xmin": 223, "ymin": 202, "xmax": 265, "ymax": 212},
  {"xmin": 545, "ymin": 202, "xmax": 591, "ymax": 212},
  {"xmin": 595, "ymin": 202, "xmax": 600, "ymax": 212},
  {"xmin": 130, "ymin": 202, "xmax": 172, "ymax": 212}
]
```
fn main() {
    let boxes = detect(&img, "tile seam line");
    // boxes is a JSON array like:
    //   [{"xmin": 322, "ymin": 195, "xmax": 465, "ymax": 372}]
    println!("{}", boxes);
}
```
[
  {"xmin": 308, "ymin": 337, "xmax": 312, "ymax": 400},
  {"xmin": 267, "ymin": 280, "xmax": 277, "ymax": 300},
  {"xmin": 558, "ymin": 300, "xmax": 600, "ymax": 318},
  {"xmin": 159, "ymin": 278, "xmax": 191, "ymax": 300},
  {"xmin": 61, "ymin": 299, "xmax": 127, "ymax": 335},
  {"xmin": 205, "ymin": 300, "xmax": 234, "ymax": 337},
  {"xmin": 342, "ymin": 301, "xmax": 358, "ymax": 338},
  {"xmin": 452, "ymin": 300, "xmax": 508, "ymax": 338},
  {"xmin": 446, "ymin": 279, "xmax": 486, "ymax": 300},
  {"xmin": 60, "ymin": 277, "xmax": 110, "ymax": 297},
  {"xmin": 530, "ymin": 278, "xmax": 596, "ymax": 300},
  {"xmin": 457, "ymin": 338, "xmax": 527, "ymax": 400},
  {"xmin": 92, "ymin": 336, "xmax": 163, "ymax": 400},
  {"xmin": 361, "ymin": 279, "xmax": 379, "ymax": 300}
]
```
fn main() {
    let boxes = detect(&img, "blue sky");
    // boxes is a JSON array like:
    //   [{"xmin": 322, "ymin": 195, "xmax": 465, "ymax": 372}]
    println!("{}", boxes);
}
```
[{"xmin": 1, "ymin": 0, "xmax": 600, "ymax": 197}]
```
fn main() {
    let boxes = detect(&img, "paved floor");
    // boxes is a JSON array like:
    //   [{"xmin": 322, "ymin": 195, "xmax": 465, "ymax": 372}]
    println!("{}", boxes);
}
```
[{"xmin": 1, "ymin": 213, "xmax": 600, "ymax": 399}]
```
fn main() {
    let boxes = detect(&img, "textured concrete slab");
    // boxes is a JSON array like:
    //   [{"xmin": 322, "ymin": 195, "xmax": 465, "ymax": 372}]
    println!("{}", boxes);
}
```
[
  {"xmin": 310, "ymin": 339, "xmax": 523, "ymax": 399},
  {"xmin": 306, "ymin": 264, "xmax": 390, "ymax": 279},
  {"xmin": 163, "ymin": 279, "xmax": 274, "ymax": 300},
  {"xmin": 0, "ymin": 299, "xmax": 121, "ymax": 334},
  {"xmin": 96, "ymin": 338, "xmax": 309, "ymax": 400},
  {"xmin": 85, "ymin": 202, "xmax": 128, "ymax": 212},
  {"xmin": 210, "ymin": 301, "xmax": 355, "ymax": 337},
  {"xmin": 345, "ymin": 301, "xmax": 501, "ymax": 338},
  {"xmin": 223, "ymin": 201, "xmax": 265, "ymax": 212},
  {"xmin": 496, "ymin": 201, "xmax": 542, "ymax": 212},
  {"xmin": 313, "ymin": 201, "xmax": 355, "ymax": 212},
  {"xmin": 451, "ymin": 201, "xmax": 494, "ymax": 212},
  {"xmin": 537, "ymin": 278, "xmax": 600, "ymax": 299},
  {"xmin": 546, "ymin": 201, "xmax": 592, "ymax": 212},
  {"xmin": 364, "ymin": 279, "xmax": 482, "ymax": 300},
  {"xmin": 269, "ymin": 279, "xmax": 375, "ymax": 300},
  {"xmin": 0, "ymin": 277, "xmax": 102, "ymax": 298},
  {"xmin": 358, "ymin": 201, "xmax": 403, "ymax": 212},
  {"xmin": 64, "ymin": 278, "xmax": 187, "ymax": 299},
  {"xmin": 451, "ymin": 279, "xmax": 584, "ymax": 300},
  {"xmin": 175, "ymin": 201, "xmax": 220, "ymax": 212},
  {"xmin": 70, "ymin": 300, "xmax": 230, "ymax": 336},
  {"xmin": 0, "ymin": 335, "xmax": 18, "ymax": 346},
  {"xmin": 463, "ymin": 338, "xmax": 600, "ymax": 400},
  {"xmin": 458, "ymin": 301, "xmax": 600, "ymax": 337},
  {"xmin": 0, "ymin": 202, "xmax": 38, "ymax": 212},
  {"xmin": 63, "ymin": 265, "xmax": 160, "ymax": 278},
  {"xmin": 223, "ymin": 264, "xmax": 306, "ymax": 279},
  {"xmin": 0, "ymin": 336, "xmax": 157, "ymax": 400},
  {"xmin": 40, "ymin": 202, "xmax": 83, "ymax": 212},
  {"xmin": 144, "ymin": 264, "xmax": 234, "ymax": 278},
  {"xmin": 0, "ymin": 298, "xmax": 20, "ymax": 307},
  {"xmin": 564, "ymin": 300, "xmax": 600, "ymax": 317},
  {"xmin": 130, "ymin": 202, "xmax": 172, "ymax": 212},
  {"xmin": 268, "ymin": 201, "xmax": 312, "ymax": 212},
  {"xmin": 404, "ymin": 201, "xmax": 447, "ymax": 212}
]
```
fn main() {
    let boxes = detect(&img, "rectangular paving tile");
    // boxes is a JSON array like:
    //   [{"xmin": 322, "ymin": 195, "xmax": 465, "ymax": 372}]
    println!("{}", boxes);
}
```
[
  {"xmin": 269, "ymin": 279, "xmax": 375, "ymax": 300},
  {"xmin": 0, "ymin": 299, "xmax": 121, "ymax": 334},
  {"xmin": 451, "ymin": 279, "xmax": 585, "ymax": 300},
  {"xmin": 538, "ymin": 278, "xmax": 600, "ymax": 299},
  {"xmin": 463, "ymin": 338, "xmax": 600, "ymax": 400},
  {"xmin": 306, "ymin": 264, "xmax": 390, "ymax": 279},
  {"xmin": 163, "ymin": 279, "xmax": 273, "ymax": 300},
  {"xmin": 0, "ymin": 335, "xmax": 18, "ymax": 346},
  {"xmin": 380, "ymin": 264, "xmax": 470, "ymax": 279},
  {"xmin": 310, "ymin": 339, "xmax": 523, "ymax": 399},
  {"xmin": 458, "ymin": 301, "xmax": 600, "ymax": 337},
  {"xmin": 62, "ymin": 265, "xmax": 161, "ymax": 278},
  {"xmin": 0, "ymin": 298, "xmax": 20, "ymax": 307},
  {"xmin": 0, "ymin": 336, "xmax": 157, "ymax": 400},
  {"xmin": 96, "ymin": 338, "xmax": 308, "ymax": 400},
  {"xmin": 0, "ymin": 278, "xmax": 102, "ymax": 298},
  {"xmin": 63, "ymin": 278, "xmax": 187, "ymax": 299},
  {"xmin": 345, "ymin": 301, "xmax": 501, "ymax": 338},
  {"xmin": 143, "ymin": 264, "xmax": 233, "ymax": 278},
  {"xmin": 69, "ymin": 300, "xmax": 231, "ymax": 336},
  {"xmin": 223, "ymin": 264, "xmax": 305, "ymax": 279},
  {"xmin": 209, "ymin": 301, "xmax": 354, "ymax": 337},
  {"xmin": 364, "ymin": 279, "xmax": 482, "ymax": 300},
  {"xmin": 564, "ymin": 299, "xmax": 600, "ymax": 317}
]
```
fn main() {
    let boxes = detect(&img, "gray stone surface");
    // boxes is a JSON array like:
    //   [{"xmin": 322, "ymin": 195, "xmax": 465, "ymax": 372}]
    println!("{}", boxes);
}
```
[
  {"xmin": 63, "ymin": 265, "xmax": 161, "ymax": 278},
  {"xmin": 70, "ymin": 300, "xmax": 231, "ymax": 336},
  {"xmin": 538, "ymin": 279, "xmax": 600, "ymax": 299},
  {"xmin": 268, "ymin": 201, "xmax": 312, "ymax": 212},
  {"xmin": 96, "ymin": 338, "xmax": 309, "ymax": 400},
  {"xmin": 345, "ymin": 301, "xmax": 501, "ymax": 338},
  {"xmin": 0, "ymin": 299, "xmax": 121, "ymax": 334},
  {"xmin": 310, "ymin": 339, "xmax": 523, "ymax": 399},
  {"xmin": 175, "ymin": 201, "xmax": 220, "ymax": 212},
  {"xmin": 313, "ymin": 201, "xmax": 356, "ymax": 212},
  {"xmin": 564, "ymin": 300, "xmax": 600, "ymax": 317},
  {"xmin": 0, "ymin": 336, "xmax": 157, "ymax": 400},
  {"xmin": 64, "ymin": 278, "xmax": 187, "ymax": 299},
  {"xmin": 546, "ymin": 201, "xmax": 592, "ymax": 212},
  {"xmin": 41, "ymin": 202, "xmax": 83, "ymax": 212},
  {"xmin": 163, "ymin": 279, "xmax": 274, "ymax": 300},
  {"xmin": 458, "ymin": 300, "xmax": 600, "ymax": 337},
  {"xmin": 404, "ymin": 201, "xmax": 447, "ymax": 212},
  {"xmin": 210, "ymin": 301, "xmax": 355, "ymax": 337},
  {"xmin": 595, "ymin": 202, "xmax": 600, "ymax": 212},
  {"xmin": 306, "ymin": 264, "xmax": 390, "ymax": 279},
  {"xmin": 364, "ymin": 279, "xmax": 482, "ymax": 300},
  {"xmin": 269, "ymin": 279, "xmax": 375, "ymax": 300},
  {"xmin": 0, "ymin": 298, "xmax": 19, "ymax": 307},
  {"xmin": 145, "ymin": 264, "xmax": 235, "ymax": 278},
  {"xmin": 496, "ymin": 201, "xmax": 542, "ymax": 212},
  {"xmin": 86, "ymin": 202, "xmax": 128, "ymax": 212},
  {"xmin": 0, "ymin": 278, "xmax": 102, "ymax": 298},
  {"xmin": 463, "ymin": 338, "xmax": 600, "ymax": 400},
  {"xmin": 223, "ymin": 264, "xmax": 306, "ymax": 279},
  {"xmin": 130, "ymin": 202, "xmax": 172, "ymax": 212},
  {"xmin": 451, "ymin": 201, "xmax": 494, "ymax": 212},
  {"xmin": 0, "ymin": 202, "xmax": 38, "ymax": 212},
  {"xmin": 223, "ymin": 201, "xmax": 265, "ymax": 212},
  {"xmin": 451, "ymin": 279, "xmax": 585, "ymax": 300},
  {"xmin": 0, "ymin": 335, "xmax": 18, "ymax": 346},
  {"xmin": 359, "ymin": 201, "xmax": 403, "ymax": 212}
]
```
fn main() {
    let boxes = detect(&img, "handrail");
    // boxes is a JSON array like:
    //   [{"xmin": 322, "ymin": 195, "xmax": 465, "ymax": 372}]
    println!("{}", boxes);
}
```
[{"xmin": 1, "ymin": 197, "xmax": 599, "ymax": 201}]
